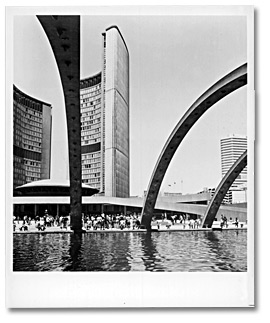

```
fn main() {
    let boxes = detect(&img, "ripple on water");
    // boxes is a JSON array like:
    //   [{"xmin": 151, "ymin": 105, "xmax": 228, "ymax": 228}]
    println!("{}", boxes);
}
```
[{"xmin": 13, "ymin": 230, "xmax": 247, "ymax": 272}]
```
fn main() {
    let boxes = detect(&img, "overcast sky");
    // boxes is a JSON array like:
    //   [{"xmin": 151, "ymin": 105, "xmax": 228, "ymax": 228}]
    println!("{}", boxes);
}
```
[{"xmin": 13, "ymin": 12, "xmax": 247, "ymax": 196}]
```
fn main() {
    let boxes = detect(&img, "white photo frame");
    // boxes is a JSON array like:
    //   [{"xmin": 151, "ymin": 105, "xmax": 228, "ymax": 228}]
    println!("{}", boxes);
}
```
[{"xmin": 6, "ymin": 5, "xmax": 254, "ymax": 308}]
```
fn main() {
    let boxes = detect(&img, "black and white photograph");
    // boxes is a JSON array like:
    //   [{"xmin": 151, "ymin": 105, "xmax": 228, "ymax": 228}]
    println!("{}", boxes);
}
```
[{"xmin": 6, "ymin": 5, "xmax": 254, "ymax": 308}]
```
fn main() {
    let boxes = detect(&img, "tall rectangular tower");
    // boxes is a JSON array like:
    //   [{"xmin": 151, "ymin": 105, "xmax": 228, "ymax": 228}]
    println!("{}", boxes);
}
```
[
  {"xmin": 220, "ymin": 135, "xmax": 247, "ymax": 203},
  {"xmin": 220, "ymin": 135, "xmax": 247, "ymax": 189}
]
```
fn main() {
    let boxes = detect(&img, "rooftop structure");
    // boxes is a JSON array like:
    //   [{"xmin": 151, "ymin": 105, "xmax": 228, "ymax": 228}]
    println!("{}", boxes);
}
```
[{"xmin": 15, "ymin": 179, "xmax": 99, "ymax": 197}]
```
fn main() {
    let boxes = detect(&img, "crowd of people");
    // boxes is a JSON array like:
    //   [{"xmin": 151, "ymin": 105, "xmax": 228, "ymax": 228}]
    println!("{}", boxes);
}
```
[
  {"xmin": 13, "ymin": 210, "xmax": 69, "ymax": 232},
  {"xmin": 153, "ymin": 215, "xmax": 202, "ymax": 230},
  {"xmin": 220, "ymin": 215, "xmax": 242, "ymax": 228},
  {"xmin": 82, "ymin": 213, "xmax": 141, "ymax": 230},
  {"xmin": 13, "ymin": 211, "xmax": 143, "ymax": 232},
  {"xmin": 13, "ymin": 211, "xmax": 244, "ymax": 232}
]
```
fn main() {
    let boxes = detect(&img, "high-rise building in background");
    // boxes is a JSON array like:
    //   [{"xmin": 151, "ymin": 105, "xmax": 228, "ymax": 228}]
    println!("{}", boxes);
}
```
[
  {"xmin": 202, "ymin": 187, "xmax": 233, "ymax": 205},
  {"xmin": 220, "ymin": 135, "xmax": 247, "ymax": 203},
  {"xmin": 13, "ymin": 85, "xmax": 52, "ymax": 193},
  {"xmin": 80, "ymin": 26, "xmax": 130, "ymax": 198}
]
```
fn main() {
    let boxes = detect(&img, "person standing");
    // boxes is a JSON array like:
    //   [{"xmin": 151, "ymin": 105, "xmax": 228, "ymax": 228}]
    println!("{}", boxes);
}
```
[{"xmin": 234, "ymin": 218, "xmax": 239, "ymax": 228}]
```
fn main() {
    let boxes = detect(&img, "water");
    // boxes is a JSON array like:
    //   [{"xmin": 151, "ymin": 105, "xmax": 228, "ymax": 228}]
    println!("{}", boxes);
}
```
[{"xmin": 13, "ymin": 230, "xmax": 247, "ymax": 272}]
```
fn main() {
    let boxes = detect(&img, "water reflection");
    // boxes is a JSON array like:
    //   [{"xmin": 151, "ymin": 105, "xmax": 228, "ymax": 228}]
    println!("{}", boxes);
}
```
[
  {"xmin": 204, "ymin": 231, "xmax": 247, "ymax": 271},
  {"xmin": 13, "ymin": 230, "xmax": 247, "ymax": 272},
  {"xmin": 63, "ymin": 233, "xmax": 82, "ymax": 271},
  {"xmin": 140, "ymin": 232, "xmax": 166, "ymax": 271}
]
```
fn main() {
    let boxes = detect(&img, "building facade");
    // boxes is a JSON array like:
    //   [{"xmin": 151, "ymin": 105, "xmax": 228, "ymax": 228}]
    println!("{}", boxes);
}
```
[
  {"xmin": 13, "ymin": 85, "xmax": 52, "ymax": 193},
  {"xmin": 80, "ymin": 26, "xmax": 130, "ymax": 198},
  {"xmin": 80, "ymin": 73, "xmax": 102, "ymax": 191},
  {"xmin": 220, "ymin": 135, "xmax": 247, "ymax": 203}
]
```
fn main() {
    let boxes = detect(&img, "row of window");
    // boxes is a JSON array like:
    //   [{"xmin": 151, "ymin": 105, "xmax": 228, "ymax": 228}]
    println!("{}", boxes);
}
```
[
  {"xmin": 81, "ymin": 108, "xmax": 101, "ymax": 118},
  {"xmin": 24, "ymin": 114, "xmax": 41, "ymax": 123},
  {"xmin": 81, "ymin": 114, "xmax": 101, "ymax": 122},
  {"xmin": 81, "ymin": 133, "xmax": 101, "ymax": 141},
  {"xmin": 25, "ymin": 176, "xmax": 39, "ymax": 182},
  {"xmin": 81, "ymin": 98, "xmax": 101, "ymax": 108},
  {"xmin": 82, "ymin": 129, "xmax": 100, "ymax": 139},
  {"xmin": 20, "ymin": 133, "xmax": 42, "ymax": 143},
  {"xmin": 221, "ymin": 149, "xmax": 247, "ymax": 154},
  {"xmin": 14, "ymin": 103, "xmax": 42, "ymax": 117},
  {"xmin": 13, "ymin": 167, "xmax": 24, "ymax": 175},
  {"xmin": 14, "ymin": 155, "xmax": 23, "ymax": 163},
  {"xmin": 13, "ymin": 173, "xmax": 24, "ymax": 180},
  {"xmin": 82, "ymin": 138, "xmax": 101, "ymax": 145},
  {"xmin": 25, "ymin": 166, "xmax": 41, "ymax": 173},
  {"xmin": 82, "ymin": 152, "xmax": 100, "ymax": 159},
  {"xmin": 81, "ymin": 122, "xmax": 100, "ymax": 131},
  {"xmin": 81, "ymin": 104, "xmax": 101, "ymax": 113},
  {"xmin": 14, "ymin": 124, "xmax": 42, "ymax": 138},
  {"xmin": 82, "ymin": 156, "xmax": 100, "ymax": 163},
  {"xmin": 22, "ymin": 139, "xmax": 41, "ymax": 148},
  {"xmin": 15, "ymin": 120, "xmax": 42, "ymax": 134},
  {"xmin": 14, "ymin": 139, "xmax": 42, "ymax": 152},
  {"xmin": 15, "ymin": 116, "xmax": 41, "ymax": 128},
  {"xmin": 81, "ymin": 177, "xmax": 100, "ymax": 184},
  {"xmin": 82, "ymin": 168, "xmax": 101, "ymax": 175},
  {"xmin": 14, "ymin": 95, "xmax": 43, "ymax": 113},
  {"xmin": 82, "ymin": 118, "xmax": 101, "ymax": 126},
  {"xmin": 82, "ymin": 160, "xmax": 101, "ymax": 168},
  {"xmin": 24, "ymin": 159, "xmax": 40, "ymax": 167},
  {"xmin": 22, "ymin": 143, "xmax": 41, "ymax": 153},
  {"xmin": 15, "ymin": 107, "xmax": 42, "ymax": 123},
  {"xmin": 80, "ymin": 85, "xmax": 101, "ymax": 95},
  {"xmin": 81, "ymin": 126, "xmax": 100, "ymax": 132},
  {"xmin": 14, "ymin": 105, "xmax": 42, "ymax": 123},
  {"xmin": 25, "ymin": 170, "xmax": 41, "ymax": 178},
  {"xmin": 82, "ymin": 172, "xmax": 100, "ymax": 177},
  {"xmin": 81, "ymin": 92, "xmax": 101, "ymax": 101}
]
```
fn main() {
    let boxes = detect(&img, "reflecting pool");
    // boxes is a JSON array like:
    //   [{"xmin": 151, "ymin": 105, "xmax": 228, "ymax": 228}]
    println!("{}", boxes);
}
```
[{"xmin": 13, "ymin": 230, "xmax": 247, "ymax": 272}]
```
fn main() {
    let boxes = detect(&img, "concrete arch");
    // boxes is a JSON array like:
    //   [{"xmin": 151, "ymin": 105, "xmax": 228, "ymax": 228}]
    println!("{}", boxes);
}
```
[
  {"xmin": 201, "ymin": 150, "xmax": 247, "ymax": 228},
  {"xmin": 37, "ymin": 16, "xmax": 83, "ymax": 232},
  {"xmin": 141, "ymin": 63, "xmax": 247, "ymax": 230}
]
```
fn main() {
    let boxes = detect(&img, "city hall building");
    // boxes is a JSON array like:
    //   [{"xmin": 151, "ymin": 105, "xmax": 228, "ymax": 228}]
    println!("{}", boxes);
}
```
[
  {"xmin": 14, "ymin": 25, "xmax": 129, "ymax": 200},
  {"xmin": 13, "ymin": 85, "xmax": 52, "ymax": 194},
  {"xmin": 80, "ymin": 26, "xmax": 130, "ymax": 198}
]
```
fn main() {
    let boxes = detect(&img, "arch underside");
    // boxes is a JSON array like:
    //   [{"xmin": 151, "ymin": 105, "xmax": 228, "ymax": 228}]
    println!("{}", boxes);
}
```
[
  {"xmin": 141, "ymin": 63, "xmax": 247, "ymax": 230},
  {"xmin": 37, "ymin": 16, "xmax": 83, "ymax": 232},
  {"xmin": 201, "ymin": 150, "xmax": 247, "ymax": 228}
]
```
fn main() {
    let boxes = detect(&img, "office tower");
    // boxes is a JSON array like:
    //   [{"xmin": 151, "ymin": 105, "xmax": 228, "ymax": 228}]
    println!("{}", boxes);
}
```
[
  {"xmin": 13, "ymin": 85, "xmax": 52, "ymax": 192},
  {"xmin": 80, "ymin": 26, "xmax": 130, "ymax": 198},
  {"xmin": 220, "ymin": 135, "xmax": 247, "ymax": 202}
]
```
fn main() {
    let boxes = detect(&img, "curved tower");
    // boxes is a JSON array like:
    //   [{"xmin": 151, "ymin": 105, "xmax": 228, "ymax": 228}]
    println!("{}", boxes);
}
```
[
  {"xmin": 80, "ymin": 26, "xmax": 130, "ymax": 197},
  {"xmin": 13, "ymin": 85, "xmax": 52, "ymax": 193}
]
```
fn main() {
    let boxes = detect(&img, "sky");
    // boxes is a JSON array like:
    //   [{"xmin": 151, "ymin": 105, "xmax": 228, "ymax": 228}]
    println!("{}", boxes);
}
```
[{"xmin": 13, "ymin": 12, "xmax": 248, "ymax": 197}]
